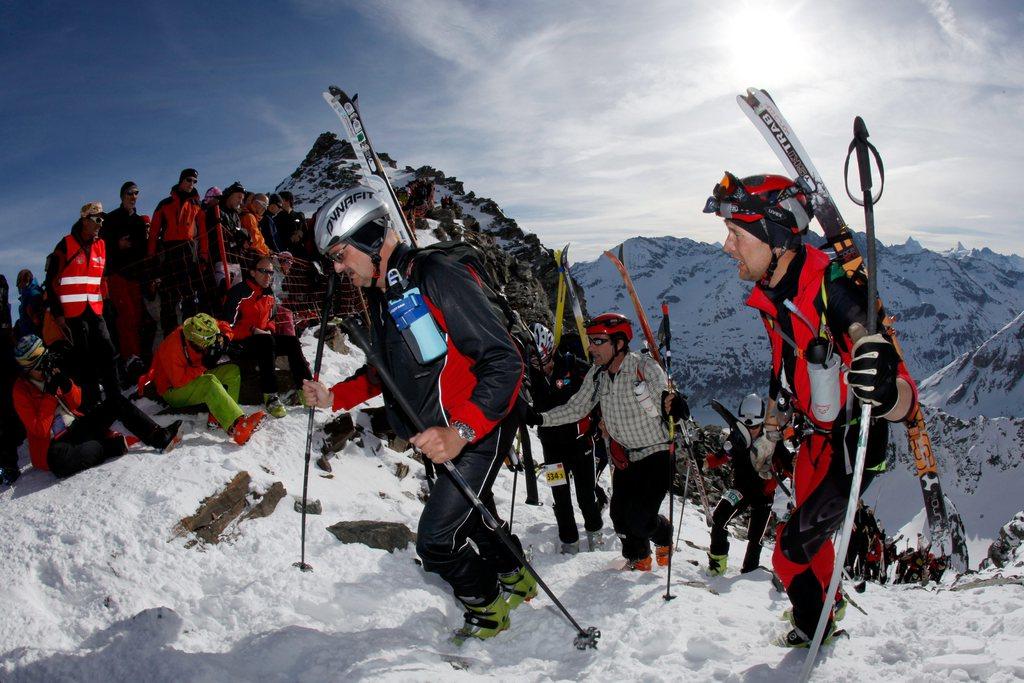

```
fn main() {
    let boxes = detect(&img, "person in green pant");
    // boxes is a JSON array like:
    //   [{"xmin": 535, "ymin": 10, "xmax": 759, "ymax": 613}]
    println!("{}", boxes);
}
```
[{"xmin": 145, "ymin": 314, "xmax": 266, "ymax": 445}]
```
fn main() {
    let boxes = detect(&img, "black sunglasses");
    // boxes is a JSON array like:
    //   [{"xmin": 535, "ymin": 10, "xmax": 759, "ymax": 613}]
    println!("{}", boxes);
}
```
[
  {"xmin": 125, "ymin": 190, "xmax": 140, "ymax": 196},
  {"xmin": 256, "ymin": 268, "xmax": 274, "ymax": 275}
]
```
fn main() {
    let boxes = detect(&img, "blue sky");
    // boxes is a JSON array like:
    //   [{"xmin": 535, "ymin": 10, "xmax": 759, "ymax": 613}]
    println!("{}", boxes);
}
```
[{"xmin": 2, "ymin": 0, "xmax": 1023, "ymax": 297}]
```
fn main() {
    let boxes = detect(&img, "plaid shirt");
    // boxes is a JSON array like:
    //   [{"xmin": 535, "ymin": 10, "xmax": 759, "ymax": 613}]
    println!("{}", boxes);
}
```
[{"xmin": 541, "ymin": 351, "xmax": 670, "ymax": 461}]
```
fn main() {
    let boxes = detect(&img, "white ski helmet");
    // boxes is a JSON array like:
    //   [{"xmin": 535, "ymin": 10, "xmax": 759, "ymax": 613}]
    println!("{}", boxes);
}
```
[
  {"xmin": 314, "ymin": 185, "xmax": 391, "ymax": 257},
  {"xmin": 531, "ymin": 322, "xmax": 555, "ymax": 363},
  {"xmin": 738, "ymin": 393, "xmax": 765, "ymax": 427}
]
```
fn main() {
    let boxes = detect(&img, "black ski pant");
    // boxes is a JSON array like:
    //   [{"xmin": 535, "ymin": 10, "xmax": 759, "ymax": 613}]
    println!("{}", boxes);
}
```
[
  {"xmin": 236, "ymin": 334, "xmax": 312, "ymax": 394},
  {"xmin": 610, "ymin": 449, "xmax": 673, "ymax": 562},
  {"xmin": 417, "ymin": 418, "xmax": 524, "ymax": 605},
  {"xmin": 63, "ymin": 309, "xmax": 120, "ymax": 410},
  {"xmin": 47, "ymin": 393, "xmax": 167, "ymax": 478},
  {"xmin": 540, "ymin": 431, "xmax": 603, "ymax": 544},
  {"xmin": 709, "ymin": 487, "xmax": 772, "ymax": 572},
  {"xmin": 157, "ymin": 241, "xmax": 204, "ymax": 339},
  {"xmin": 774, "ymin": 419, "xmax": 887, "ymax": 637}
]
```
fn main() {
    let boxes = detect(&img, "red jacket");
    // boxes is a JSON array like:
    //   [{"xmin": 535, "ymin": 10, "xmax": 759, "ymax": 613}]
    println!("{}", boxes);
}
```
[
  {"xmin": 746, "ymin": 245, "xmax": 918, "ymax": 431},
  {"xmin": 147, "ymin": 321, "xmax": 234, "ymax": 395},
  {"xmin": 12, "ymin": 376, "xmax": 83, "ymax": 470},
  {"xmin": 148, "ymin": 187, "xmax": 209, "ymax": 259},
  {"xmin": 222, "ymin": 278, "xmax": 276, "ymax": 340}
]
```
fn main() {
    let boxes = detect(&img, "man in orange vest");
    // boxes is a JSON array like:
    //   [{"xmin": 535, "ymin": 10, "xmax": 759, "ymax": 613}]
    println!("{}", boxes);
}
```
[{"xmin": 43, "ymin": 202, "xmax": 120, "ymax": 410}]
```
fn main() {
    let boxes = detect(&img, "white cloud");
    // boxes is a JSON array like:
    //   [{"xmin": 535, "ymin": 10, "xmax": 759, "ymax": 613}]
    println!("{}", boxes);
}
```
[{"xmin": 326, "ymin": 1, "xmax": 1024, "ymax": 259}]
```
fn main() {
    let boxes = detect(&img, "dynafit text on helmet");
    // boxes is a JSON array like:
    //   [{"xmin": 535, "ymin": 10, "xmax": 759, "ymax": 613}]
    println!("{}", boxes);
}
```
[
  {"xmin": 706, "ymin": 161, "xmax": 920, "ymax": 652},
  {"xmin": 304, "ymin": 189, "xmax": 600, "ymax": 649}
]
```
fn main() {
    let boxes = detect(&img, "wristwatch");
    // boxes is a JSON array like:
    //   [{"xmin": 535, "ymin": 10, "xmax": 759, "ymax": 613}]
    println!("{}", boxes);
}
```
[{"xmin": 452, "ymin": 421, "xmax": 476, "ymax": 443}]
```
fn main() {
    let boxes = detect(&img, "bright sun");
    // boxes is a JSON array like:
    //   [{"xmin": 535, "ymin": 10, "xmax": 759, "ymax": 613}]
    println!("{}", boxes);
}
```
[{"xmin": 727, "ymin": 3, "xmax": 808, "ymax": 87}]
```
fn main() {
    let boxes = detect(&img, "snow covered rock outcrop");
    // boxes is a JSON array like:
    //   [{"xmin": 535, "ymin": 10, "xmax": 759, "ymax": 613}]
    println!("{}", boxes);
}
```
[
  {"xmin": 275, "ymin": 132, "xmax": 557, "ymax": 328},
  {"xmin": 983, "ymin": 511, "xmax": 1024, "ymax": 570},
  {"xmin": 918, "ymin": 311, "xmax": 1024, "ymax": 419}
]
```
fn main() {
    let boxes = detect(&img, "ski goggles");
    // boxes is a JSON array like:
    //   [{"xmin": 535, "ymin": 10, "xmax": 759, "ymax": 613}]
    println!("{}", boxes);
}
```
[{"xmin": 703, "ymin": 172, "xmax": 764, "ymax": 223}]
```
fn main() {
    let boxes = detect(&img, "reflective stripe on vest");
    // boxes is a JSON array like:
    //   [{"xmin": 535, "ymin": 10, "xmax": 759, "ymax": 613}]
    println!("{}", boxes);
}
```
[{"xmin": 56, "ymin": 234, "xmax": 105, "ymax": 317}]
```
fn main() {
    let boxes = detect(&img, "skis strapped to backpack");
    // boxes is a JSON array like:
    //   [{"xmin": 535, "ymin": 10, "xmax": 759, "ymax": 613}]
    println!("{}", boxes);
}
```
[
  {"xmin": 322, "ymin": 86, "xmax": 418, "ymax": 247},
  {"xmin": 736, "ymin": 87, "xmax": 969, "ymax": 572},
  {"xmin": 559, "ymin": 245, "xmax": 590, "ymax": 360}
]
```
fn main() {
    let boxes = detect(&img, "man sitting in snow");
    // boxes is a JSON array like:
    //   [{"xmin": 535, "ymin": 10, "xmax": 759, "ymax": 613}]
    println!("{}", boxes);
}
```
[
  {"xmin": 220, "ymin": 256, "xmax": 311, "ymax": 417},
  {"xmin": 12, "ymin": 335, "xmax": 183, "ymax": 479}
]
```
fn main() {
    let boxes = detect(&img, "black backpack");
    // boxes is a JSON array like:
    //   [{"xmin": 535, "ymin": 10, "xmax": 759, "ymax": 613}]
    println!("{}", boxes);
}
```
[{"xmin": 407, "ymin": 240, "xmax": 536, "ymax": 395}]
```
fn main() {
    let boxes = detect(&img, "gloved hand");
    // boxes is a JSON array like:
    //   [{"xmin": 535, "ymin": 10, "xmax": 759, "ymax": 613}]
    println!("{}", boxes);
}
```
[
  {"xmin": 43, "ymin": 365, "xmax": 73, "ymax": 394},
  {"xmin": 521, "ymin": 404, "xmax": 543, "ymax": 427},
  {"xmin": 661, "ymin": 390, "xmax": 690, "ymax": 422},
  {"xmin": 751, "ymin": 435, "xmax": 775, "ymax": 480},
  {"xmin": 848, "ymin": 332, "xmax": 900, "ymax": 414}
]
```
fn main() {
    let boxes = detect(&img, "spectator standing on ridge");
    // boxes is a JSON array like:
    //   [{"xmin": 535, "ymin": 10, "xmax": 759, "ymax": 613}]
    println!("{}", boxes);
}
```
[
  {"xmin": 241, "ymin": 193, "xmax": 272, "ymax": 256},
  {"xmin": 147, "ymin": 168, "xmax": 210, "ymax": 338},
  {"xmin": 43, "ymin": 202, "xmax": 120, "ymax": 409},
  {"xmin": 15, "ymin": 269, "xmax": 45, "ymax": 339},
  {"xmin": 274, "ymin": 191, "xmax": 310, "ymax": 261},
  {"xmin": 104, "ymin": 181, "xmax": 151, "ymax": 377}
]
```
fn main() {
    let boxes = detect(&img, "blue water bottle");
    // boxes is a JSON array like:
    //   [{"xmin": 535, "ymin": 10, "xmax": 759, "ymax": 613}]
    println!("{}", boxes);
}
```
[{"xmin": 387, "ymin": 269, "xmax": 447, "ymax": 364}]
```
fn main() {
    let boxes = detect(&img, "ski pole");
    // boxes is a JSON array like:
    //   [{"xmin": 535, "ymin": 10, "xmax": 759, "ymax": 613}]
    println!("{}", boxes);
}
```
[
  {"xmin": 661, "ymin": 303, "xmax": 677, "ymax": 601},
  {"xmin": 674, "ymin": 443, "xmax": 692, "ymax": 550},
  {"xmin": 800, "ymin": 117, "xmax": 881, "ymax": 681},
  {"xmin": 340, "ymin": 315, "xmax": 601, "ymax": 650},
  {"xmin": 294, "ymin": 271, "xmax": 336, "ymax": 573}
]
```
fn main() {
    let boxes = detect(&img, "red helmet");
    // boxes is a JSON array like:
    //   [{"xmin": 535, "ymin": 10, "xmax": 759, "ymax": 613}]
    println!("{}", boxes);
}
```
[
  {"xmin": 703, "ymin": 172, "xmax": 813, "ymax": 250},
  {"xmin": 586, "ymin": 313, "xmax": 633, "ymax": 342}
]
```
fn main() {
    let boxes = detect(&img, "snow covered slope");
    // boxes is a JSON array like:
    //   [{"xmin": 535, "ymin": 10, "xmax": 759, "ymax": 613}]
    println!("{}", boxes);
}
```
[
  {"xmin": 2, "ymin": 333, "xmax": 1023, "ymax": 681},
  {"xmin": 918, "ymin": 311, "xmax": 1024, "ymax": 419}
]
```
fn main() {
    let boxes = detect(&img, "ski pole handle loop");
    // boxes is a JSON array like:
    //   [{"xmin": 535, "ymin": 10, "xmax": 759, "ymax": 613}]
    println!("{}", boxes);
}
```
[{"xmin": 844, "ymin": 116, "xmax": 885, "ymax": 207}]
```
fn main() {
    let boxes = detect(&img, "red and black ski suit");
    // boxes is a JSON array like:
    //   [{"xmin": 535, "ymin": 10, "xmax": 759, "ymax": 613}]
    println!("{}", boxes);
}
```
[
  {"xmin": 328, "ymin": 243, "xmax": 525, "ymax": 605},
  {"xmin": 746, "ymin": 244, "xmax": 917, "ymax": 637}
]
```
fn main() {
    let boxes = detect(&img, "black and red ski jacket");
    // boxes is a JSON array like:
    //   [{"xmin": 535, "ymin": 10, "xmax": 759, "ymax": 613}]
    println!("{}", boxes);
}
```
[
  {"xmin": 329, "ymin": 244, "xmax": 523, "ymax": 443},
  {"xmin": 745, "ymin": 244, "xmax": 918, "ymax": 433}
]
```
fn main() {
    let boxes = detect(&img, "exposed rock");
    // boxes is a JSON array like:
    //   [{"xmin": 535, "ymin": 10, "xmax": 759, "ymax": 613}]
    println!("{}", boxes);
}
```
[
  {"xmin": 240, "ymin": 482, "xmax": 287, "ymax": 522},
  {"xmin": 294, "ymin": 498, "xmax": 322, "ymax": 515},
  {"xmin": 983, "ymin": 511, "xmax": 1024, "ymax": 569},
  {"xmin": 175, "ymin": 473, "xmax": 286, "ymax": 544},
  {"xmin": 326, "ymin": 520, "xmax": 417, "ymax": 552},
  {"xmin": 321, "ymin": 412, "xmax": 356, "ymax": 455}
]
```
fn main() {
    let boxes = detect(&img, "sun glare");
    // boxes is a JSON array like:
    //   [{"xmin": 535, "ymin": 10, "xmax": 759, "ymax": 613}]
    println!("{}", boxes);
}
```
[{"xmin": 726, "ymin": 3, "xmax": 807, "ymax": 87}]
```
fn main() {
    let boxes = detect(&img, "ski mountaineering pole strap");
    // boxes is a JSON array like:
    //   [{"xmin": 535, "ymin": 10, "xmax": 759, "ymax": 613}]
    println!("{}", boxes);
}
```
[{"xmin": 799, "ymin": 116, "xmax": 881, "ymax": 682}]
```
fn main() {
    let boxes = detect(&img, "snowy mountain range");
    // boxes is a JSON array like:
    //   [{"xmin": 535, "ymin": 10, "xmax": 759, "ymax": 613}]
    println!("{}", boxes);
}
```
[{"xmin": 918, "ymin": 311, "xmax": 1024, "ymax": 419}]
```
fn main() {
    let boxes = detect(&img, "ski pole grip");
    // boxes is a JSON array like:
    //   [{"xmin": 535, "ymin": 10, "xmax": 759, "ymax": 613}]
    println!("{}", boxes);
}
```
[{"xmin": 854, "ymin": 116, "xmax": 873, "ymax": 194}]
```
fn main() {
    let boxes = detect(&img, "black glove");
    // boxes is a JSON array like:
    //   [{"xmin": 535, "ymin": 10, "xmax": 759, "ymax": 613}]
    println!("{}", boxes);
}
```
[
  {"xmin": 202, "ymin": 335, "xmax": 229, "ymax": 368},
  {"xmin": 848, "ymin": 333, "xmax": 900, "ymax": 414},
  {"xmin": 662, "ymin": 390, "xmax": 690, "ymax": 422},
  {"xmin": 0, "ymin": 465, "xmax": 19, "ymax": 486},
  {"xmin": 42, "ymin": 360, "xmax": 72, "ymax": 394},
  {"xmin": 521, "ymin": 404, "xmax": 543, "ymax": 427}
]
